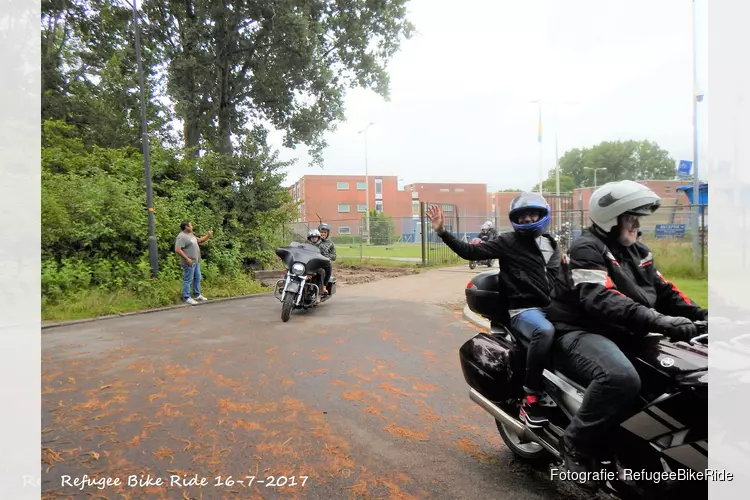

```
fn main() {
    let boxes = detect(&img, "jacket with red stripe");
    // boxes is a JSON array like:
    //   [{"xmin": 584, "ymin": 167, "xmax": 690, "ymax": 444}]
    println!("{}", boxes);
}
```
[{"xmin": 546, "ymin": 226, "xmax": 706, "ymax": 342}]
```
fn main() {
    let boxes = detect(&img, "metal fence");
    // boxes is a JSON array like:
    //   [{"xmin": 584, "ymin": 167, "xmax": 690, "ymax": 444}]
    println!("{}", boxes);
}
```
[
  {"xmin": 279, "ymin": 203, "xmax": 707, "ymax": 269},
  {"xmin": 419, "ymin": 202, "xmax": 462, "ymax": 267}
]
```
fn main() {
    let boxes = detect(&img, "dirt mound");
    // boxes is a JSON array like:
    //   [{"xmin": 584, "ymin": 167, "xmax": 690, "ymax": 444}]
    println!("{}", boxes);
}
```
[{"xmin": 333, "ymin": 265, "xmax": 418, "ymax": 285}]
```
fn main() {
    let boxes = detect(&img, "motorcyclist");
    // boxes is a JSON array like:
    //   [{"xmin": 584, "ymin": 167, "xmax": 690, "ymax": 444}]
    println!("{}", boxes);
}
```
[
  {"xmin": 318, "ymin": 223, "xmax": 337, "ymax": 262},
  {"xmin": 307, "ymin": 229, "xmax": 333, "ymax": 298},
  {"xmin": 427, "ymin": 193, "xmax": 561, "ymax": 428},
  {"xmin": 479, "ymin": 221, "xmax": 498, "ymax": 241},
  {"xmin": 545, "ymin": 180, "xmax": 708, "ymax": 489}
]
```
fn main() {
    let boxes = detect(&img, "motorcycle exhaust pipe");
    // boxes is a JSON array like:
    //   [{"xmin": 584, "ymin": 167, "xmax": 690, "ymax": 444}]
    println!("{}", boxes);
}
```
[{"xmin": 469, "ymin": 388, "xmax": 560, "ymax": 459}]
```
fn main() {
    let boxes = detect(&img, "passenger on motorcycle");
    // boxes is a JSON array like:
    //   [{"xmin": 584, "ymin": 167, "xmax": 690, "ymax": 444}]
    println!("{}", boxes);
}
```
[
  {"xmin": 318, "ymin": 223, "xmax": 337, "ymax": 262},
  {"xmin": 545, "ymin": 180, "xmax": 708, "ymax": 488},
  {"xmin": 428, "ymin": 193, "xmax": 562, "ymax": 428},
  {"xmin": 479, "ymin": 221, "xmax": 498, "ymax": 241},
  {"xmin": 307, "ymin": 229, "xmax": 334, "ymax": 297}
]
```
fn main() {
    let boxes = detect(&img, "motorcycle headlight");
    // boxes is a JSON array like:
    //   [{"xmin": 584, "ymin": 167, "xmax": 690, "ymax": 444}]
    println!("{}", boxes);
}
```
[{"xmin": 291, "ymin": 262, "xmax": 305, "ymax": 275}]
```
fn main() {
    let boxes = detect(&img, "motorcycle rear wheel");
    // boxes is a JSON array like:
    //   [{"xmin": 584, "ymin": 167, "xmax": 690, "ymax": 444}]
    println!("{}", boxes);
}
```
[
  {"xmin": 469, "ymin": 261, "xmax": 476, "ymax": 270},
  {"xmin": 494, "ymin": 418, "xmax": 551, "ymax": 463}
]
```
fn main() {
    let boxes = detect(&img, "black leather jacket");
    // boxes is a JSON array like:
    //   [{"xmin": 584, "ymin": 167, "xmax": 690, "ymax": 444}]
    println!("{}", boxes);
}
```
[
  {"xmin": 546, "ymin": 226, "xmax": 707, "ymax": 342},
  {"xmin": 439, "ymin": 229, "xmax": 562, "ymax": 311}
]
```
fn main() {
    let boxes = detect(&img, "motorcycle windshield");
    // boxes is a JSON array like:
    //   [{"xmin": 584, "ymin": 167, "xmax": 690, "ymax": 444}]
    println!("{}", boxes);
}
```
[{"xmin": 276, "ymin": 243, "xmax": 329, "ymax": 271}]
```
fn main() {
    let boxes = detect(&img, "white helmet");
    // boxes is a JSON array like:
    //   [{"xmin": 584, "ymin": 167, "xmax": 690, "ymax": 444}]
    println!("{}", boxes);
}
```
[
  {"xmin": 589, "ymin": 180, "xmax": 661, "ymax": 232},
  {"xmin": 481, "ymin": 221, "xmax": 493, "ymax": 230}
]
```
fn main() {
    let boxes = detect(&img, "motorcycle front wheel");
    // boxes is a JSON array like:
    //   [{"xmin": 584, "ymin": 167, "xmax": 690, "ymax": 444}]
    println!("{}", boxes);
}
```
[
  {"xmin": 469, "ymin": 261, "xmax": 476, "ymax": 270},
  {"xmin": 281, "ymin": 293, "xmax": 294, "ymax": 322}
]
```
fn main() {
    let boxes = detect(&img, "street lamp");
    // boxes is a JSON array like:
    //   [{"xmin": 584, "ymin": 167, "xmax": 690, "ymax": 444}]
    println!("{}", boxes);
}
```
[
  {"xmin": 691, "ymin": 0, "xmax": 702, "ymax": 265},
  {"xmin": 123, "ymin": 0, "xmax": 158, "ymax": 277},
  {"xmin": 358, "ymin": 122, "xmax": 374, "ymax": 245},
  {"xmin": 584, "ymin": 167, "xmax": 606, "ymax": 188}
]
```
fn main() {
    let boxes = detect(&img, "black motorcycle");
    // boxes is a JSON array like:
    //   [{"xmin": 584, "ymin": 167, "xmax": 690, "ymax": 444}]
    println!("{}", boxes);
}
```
[
  {"xmin": 274, "ymin": 242, "xmax": 336, "ymax": 322},
  {"xmin": 461, "ymin": 269, "xmax": 708, "ymax": 499}
]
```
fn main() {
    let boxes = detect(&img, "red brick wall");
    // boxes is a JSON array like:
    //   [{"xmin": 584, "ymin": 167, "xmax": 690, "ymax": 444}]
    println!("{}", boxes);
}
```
[
  {"xmin": 405, "ymin": 183, "xmax": 489, "ymax": 218},
  {"xmin": 290, "ymin": 175, "xmax": 412, "ymax": 235}
]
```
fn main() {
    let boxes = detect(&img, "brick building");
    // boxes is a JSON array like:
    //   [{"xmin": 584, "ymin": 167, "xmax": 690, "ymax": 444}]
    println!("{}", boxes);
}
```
[
  {"xmin": 287, "ymin": 175, "xmax": 495, "ymax": 239},
  {"xmin": 287, "ymin": 174, "xmax": 413, "ymax": 236}
]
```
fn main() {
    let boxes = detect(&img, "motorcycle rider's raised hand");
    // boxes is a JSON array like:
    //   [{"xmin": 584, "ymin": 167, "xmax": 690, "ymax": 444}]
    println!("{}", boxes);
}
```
[
  {"xmin": 652, "ymin": 315, "xmax": 698, "ymax": 342},
  {"xmin": 426, "ymin": 205, "xmax": 445, "ymax": 233}
]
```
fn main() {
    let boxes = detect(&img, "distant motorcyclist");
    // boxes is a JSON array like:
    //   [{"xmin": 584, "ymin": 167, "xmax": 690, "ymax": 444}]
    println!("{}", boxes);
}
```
[
  {"xmin": 545, "ymin": 180, "xmax": 708, "ymax": 489},
  {"xmin": 428, "ymin": 193, "xmax": 561, "ymax": 429},
  {"xmin": 307, "ymin": 229, "xmax": 333, "ymax": 297},
  {"xmin": 479, "ymin": 221, "xmax": 498, "ymax": 241}
]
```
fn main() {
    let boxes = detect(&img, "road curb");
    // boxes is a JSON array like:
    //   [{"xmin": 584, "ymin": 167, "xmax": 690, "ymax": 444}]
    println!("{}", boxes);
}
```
[
  {"xmin": 462, "ymin": 305, "xmax": 490, "ymax": 331},
  {"xmin": 41, "ymin": 292, "xmax": 275, "ymax": 331}
]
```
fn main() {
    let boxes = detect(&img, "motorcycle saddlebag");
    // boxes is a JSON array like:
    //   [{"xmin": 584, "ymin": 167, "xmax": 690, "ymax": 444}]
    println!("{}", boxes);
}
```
[{"xmin": 459, "ymin": 332, "xmax": 523, "ymax": 402}]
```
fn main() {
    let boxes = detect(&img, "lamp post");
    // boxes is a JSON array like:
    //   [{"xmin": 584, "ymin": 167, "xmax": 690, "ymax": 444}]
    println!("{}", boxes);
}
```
[
  {"xmin": 124, "ymin": 0, "xmax": 158, "ymax": 277},
  {"xmin": 691, "ymin": 0, "xmax": 703, "ymax": 266},
  {"xmin": 358, "ymin": 122, "xmax": 374, "ymax": 245},
  {"xmin": 584, "ymin": 167, "xmax": 606, "ymax": 188}
]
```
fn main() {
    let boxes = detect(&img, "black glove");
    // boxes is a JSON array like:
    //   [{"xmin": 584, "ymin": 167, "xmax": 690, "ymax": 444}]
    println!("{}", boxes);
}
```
[
  {"xmin": 652, "ymin": 315, "xmax": 698, "ymax": 342},
  {"xmin": 697, "ymin": 309, "xmax": 708, "ymax": 321}
]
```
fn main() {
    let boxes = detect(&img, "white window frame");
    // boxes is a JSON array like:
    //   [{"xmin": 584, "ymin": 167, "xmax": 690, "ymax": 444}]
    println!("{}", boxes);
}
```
[
  {"xmin": 356, "ymin": 181, "xmax": 367, "ymax": 190},
  {"xmin": 357, "ymin": 204, "xmax": 367, "ymax": 213},
  {"xmin": 337, "ymin": 181, "xmax": 350, "ymax": 190},
  {"xmin": 338, "ymin": 226, "xmax": 351, "ymax": 234},
  {"xmin": 375, "ymin": 200, "xmax": 383, "ymax": 213},
  {"xmin": 375, "ymin": 178, "xmax": 382, "ymax": 195},
  {"xmin": 338, "ymin": 204, "xmax": 350, "ymax": 213}
]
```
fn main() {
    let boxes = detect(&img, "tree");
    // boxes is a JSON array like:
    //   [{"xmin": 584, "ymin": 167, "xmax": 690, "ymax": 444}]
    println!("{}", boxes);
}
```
[
  {"xmin": 42, "ymin": 0, "xmax": 172, "ymax": 150},
  {"xmin": 532, "ymin": 174, "xmax": 577, "ymax": 194},
  {"xmin": 142, "ymin": 0, "xmax": 415, "ymax": 160},
  {"xmin": 362, "ymin": 210, "xmax": 397, "ymax": 246},
  {"xmin": 542, "ymin": 140, "xmax": 677, "ymax": 188}
]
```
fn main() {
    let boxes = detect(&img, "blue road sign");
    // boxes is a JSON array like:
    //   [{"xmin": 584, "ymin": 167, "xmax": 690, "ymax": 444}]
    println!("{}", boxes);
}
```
[
  {"xmin": 655, "ymin": 224, "xmax": 686, "ymax": 239},
  {"xmin": 677, "ymin": 160, "xmax": 692, "ymax": 178}
]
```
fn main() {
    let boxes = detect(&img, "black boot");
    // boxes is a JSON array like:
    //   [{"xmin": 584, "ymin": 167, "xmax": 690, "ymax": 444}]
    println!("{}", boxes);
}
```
[{"xmin": 558, "ymin": 435, "xmax": 600, "ymax": 492}]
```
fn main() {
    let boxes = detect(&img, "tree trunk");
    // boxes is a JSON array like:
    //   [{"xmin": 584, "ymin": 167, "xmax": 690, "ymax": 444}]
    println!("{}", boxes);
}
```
[{"xmin": 216, "ymin": 61, "xmax": 232, "ymax": 155}]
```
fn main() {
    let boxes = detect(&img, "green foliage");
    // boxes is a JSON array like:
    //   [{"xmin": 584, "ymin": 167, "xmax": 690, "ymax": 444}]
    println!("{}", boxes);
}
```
[
  {"xmin": 39, "ymin": 1, "xmax": 413, "ymax": 319},
  {"xmin": 141, "ymin": 0, "xmax": 415, "ymax": 161},
  {"xmin": 532, "ymin": 174, "xmax": 577, "ymax": 194},
  {"xmin": 362, "ymin": 210, "xmax": 398, "ymax": 245},
  {"xmin": 536, "ymin": 140, "xmax": 677, "ymax": 189},
  {"xmin": 41, "ymin": 119, "xmax": 294, "ymax": 309}
]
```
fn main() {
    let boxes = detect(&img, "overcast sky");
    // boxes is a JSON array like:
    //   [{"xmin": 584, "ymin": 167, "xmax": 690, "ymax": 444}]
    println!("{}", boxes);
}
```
[{"xmin": 270, "ymin": 0, "xmax": 708, "ymax": 192}]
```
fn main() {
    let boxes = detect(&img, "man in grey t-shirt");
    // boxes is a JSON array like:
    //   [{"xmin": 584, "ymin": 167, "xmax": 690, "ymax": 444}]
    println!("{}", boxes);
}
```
[{"xmin": 175, "ymin": 220, "xmax": 214, "ymax": 305}]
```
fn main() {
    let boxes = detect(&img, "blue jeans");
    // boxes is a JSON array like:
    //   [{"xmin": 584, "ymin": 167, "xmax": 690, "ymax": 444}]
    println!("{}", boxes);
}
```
[
  {"xmin": 510, "ymin": 308, "xmax": 556, "ymax": 395},
  {"xmin": 182, "ymin": 263, "xmax": 201, "ymax": 300}
]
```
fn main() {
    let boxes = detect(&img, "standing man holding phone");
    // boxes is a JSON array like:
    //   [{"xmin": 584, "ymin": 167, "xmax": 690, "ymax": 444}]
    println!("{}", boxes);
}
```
[{"xmin": 175, "ymin": 220, "xmax": 214, "ymax": 305}]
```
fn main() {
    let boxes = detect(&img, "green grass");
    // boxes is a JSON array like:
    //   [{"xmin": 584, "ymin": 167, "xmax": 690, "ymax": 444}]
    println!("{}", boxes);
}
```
[
  {"xmin": 670, "ymin": 278, "xmax": 707, "ymax": 308},
  {"xmin": 42, "ymin": 274, "xmax": 270, "ymax": 323},
  {"xmin": 335, "ymin": 256, "xmax": 420, "ymax": 269}
]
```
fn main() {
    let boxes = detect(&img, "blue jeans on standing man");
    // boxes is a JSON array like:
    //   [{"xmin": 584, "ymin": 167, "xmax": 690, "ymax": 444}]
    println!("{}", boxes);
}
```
[
  {"xmin": 510, "ymin": 308, "xmax": 556, "ymax": 395},
  {"xmin": 182, "ymin": 263, "xmax": 201, "ymax": 301}
]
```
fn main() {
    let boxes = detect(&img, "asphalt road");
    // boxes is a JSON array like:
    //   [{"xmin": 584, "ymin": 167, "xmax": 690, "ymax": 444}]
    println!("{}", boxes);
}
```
[{"xmin": 42, "ymin": 286, "xmax": 587, "ymax": 500}]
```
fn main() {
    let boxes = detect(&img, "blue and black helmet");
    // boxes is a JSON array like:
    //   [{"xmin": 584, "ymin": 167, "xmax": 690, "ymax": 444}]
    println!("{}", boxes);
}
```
[{"xmin": 508, "ymin": 192, "xmax": 550, "ymax": 236}]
